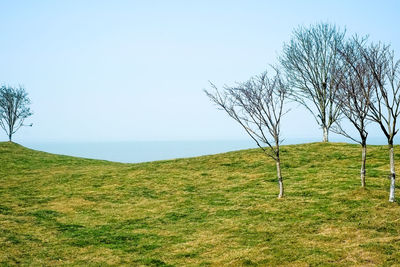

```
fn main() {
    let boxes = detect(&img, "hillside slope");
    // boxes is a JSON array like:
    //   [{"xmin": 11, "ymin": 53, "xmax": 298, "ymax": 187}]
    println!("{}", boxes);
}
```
[{"xmin": 0, "ymin": 142, "xmax": 399, "ymax": 266}]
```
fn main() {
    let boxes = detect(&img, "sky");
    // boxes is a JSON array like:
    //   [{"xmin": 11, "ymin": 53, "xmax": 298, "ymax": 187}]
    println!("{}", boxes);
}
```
[{"xmin": 0, "ymin": 0, "xmax": 399, "ymax": 143}]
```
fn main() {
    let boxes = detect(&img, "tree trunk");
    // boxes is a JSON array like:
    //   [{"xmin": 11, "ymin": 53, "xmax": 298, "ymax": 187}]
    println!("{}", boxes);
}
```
[
  {"xmin": 389, "ymin": 143, "xmax": 396, "ymax": 202},
  {"xmin": 360, "ymin": 143, "xmax": 366, "ymax": 187},
  {"xmin": 322, "ymin": 126, "xmax": 329, "ymax": 142},
  {"xmin": 8, "ymin": 123, "xmax": 12, "ymax": 142},
  {"xmin": 276, "ymin": 159, "xmax": 284, "ymax": 198}
]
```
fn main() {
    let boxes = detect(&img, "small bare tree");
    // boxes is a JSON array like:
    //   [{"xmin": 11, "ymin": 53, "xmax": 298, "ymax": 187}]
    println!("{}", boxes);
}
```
[
  {"xmin": 280, "ymin": 22, "xmax": 345, "ymax": 142},
  {"xmin": 0, "ymin": 85, "xmax": 32, "ymax": 142},
  {"xmin": 204, "ymin": 70, "xmax": 289, "ymax": 198},
  {"xmin": 361, "ymin": 42, "xmax": 400, "ymax": 202},
  {"xmin": 332, "ymin": 37, "xmax": 375, "ymax": 187}
]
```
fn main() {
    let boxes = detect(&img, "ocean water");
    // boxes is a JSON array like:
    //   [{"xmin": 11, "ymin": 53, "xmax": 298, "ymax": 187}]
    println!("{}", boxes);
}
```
[
  {"xmin": 24, "ymin": 140, "xmax": 257, "ymax": 163},
  {"xmin": 23, "ymin": 136, "xmax": 390, "ymax": 163}
]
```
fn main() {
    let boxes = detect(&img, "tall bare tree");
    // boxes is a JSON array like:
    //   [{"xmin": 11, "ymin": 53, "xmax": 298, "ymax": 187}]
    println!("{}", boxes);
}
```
[
  {"xmin": 361, "ymin": 42, "xmax": 400, "ymax": 202},
  {"xmin": 332, "ymin": 37, "xmax": 375, "ymax": 187},
  {"xmin": 280, "ymin": 22, "xmax": 346, "ymax": 142},
  {"xmin": 204, "ymin": 69, "xmax": 289, "ymax": 198},
  {"xmin": 0, "ymin": 85, "xmax": 32, "ymax": 142}
]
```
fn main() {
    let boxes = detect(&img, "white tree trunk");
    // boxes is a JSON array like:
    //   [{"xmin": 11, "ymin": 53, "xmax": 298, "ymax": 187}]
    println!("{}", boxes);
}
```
[
  {"xmin": 389, "ymin": 144, "xmax": 396, "ymax": 202},
  {"xmin": 276, "ymin": 160, "xmax": 284, "ymax": 198},
  {"xmin": 361, "ymin": 144, "xmax": 366, "ymax": 187},
  {"xmin": 323, "ymin": 126, "xmax": 329, "ymax": 142}
]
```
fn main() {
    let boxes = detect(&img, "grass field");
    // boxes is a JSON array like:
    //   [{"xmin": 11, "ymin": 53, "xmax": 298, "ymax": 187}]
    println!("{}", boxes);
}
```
[{"xmin": 1, "ymin": 141, "xmax": 400, "ymax": 266}]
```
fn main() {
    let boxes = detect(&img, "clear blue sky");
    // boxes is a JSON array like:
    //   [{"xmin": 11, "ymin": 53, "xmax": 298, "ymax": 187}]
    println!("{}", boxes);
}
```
[{"xmin": 0, "ymin": 0, "xmax": 399, "ymax": 142}]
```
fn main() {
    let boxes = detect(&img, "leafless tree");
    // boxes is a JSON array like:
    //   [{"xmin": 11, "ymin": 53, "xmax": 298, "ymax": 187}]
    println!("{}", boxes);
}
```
[
  {"xmin": 0, "ymin": 85, "xmax": 32, "ymax": 142},
  {"xmin": 204, "ymin": 69, "xmax": 289, "ymax": 198},
  {"xmin": 361, "ymin": 42, "xmax": 400, "ymax": 202},
  {"xmin": 331, "ymin": 37, "xmax": 375, "ymax": 187},
  {"xmin": 280, "ymin": 22, "xmax": 346, "ymax": 142}
]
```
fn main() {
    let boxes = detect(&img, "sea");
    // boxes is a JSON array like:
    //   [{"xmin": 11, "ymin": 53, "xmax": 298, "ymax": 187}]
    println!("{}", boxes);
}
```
[{"xmin": 23, "ymin": 136, "xmax": 391, "ymax": 164}]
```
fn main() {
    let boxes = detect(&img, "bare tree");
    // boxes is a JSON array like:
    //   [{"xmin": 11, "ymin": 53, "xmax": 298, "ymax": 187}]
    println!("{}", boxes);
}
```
[
  {"xmin": 361, "ymin": 42, "xmax": 400, "ymax": 202},
  {"xmin": 280, "ymin": 22, "xmax": 345, "ymax": 142},
  {"xmin": 0, "ymin": 85, "xmax": 32, "ymax": 142},
  {"xmin": 204, "ymin": 70, "xmax": 289, "ymax": 198},
  {"xmin": 332, "ymin": 37, "xmax": 375, "ymax": 187}
]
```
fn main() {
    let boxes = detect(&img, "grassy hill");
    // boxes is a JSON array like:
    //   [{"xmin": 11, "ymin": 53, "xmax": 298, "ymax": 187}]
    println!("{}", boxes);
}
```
[{"xmin": 1, "ymin": 142, "xmax": 400, "ymax": 266}]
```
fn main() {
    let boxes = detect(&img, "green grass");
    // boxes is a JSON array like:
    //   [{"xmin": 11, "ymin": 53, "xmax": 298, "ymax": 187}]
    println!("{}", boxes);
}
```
[{"xmin": 1, "ymin": 141, "xmax": 400, "ymax": 266}]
